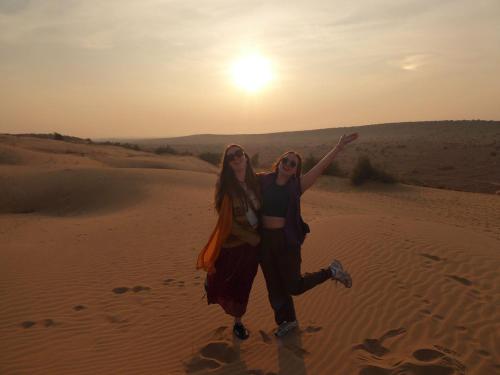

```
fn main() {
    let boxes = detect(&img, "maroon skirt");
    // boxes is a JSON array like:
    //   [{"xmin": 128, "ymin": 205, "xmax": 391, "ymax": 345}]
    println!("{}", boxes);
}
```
[{"xmin": 206, "ymin": 243, "xmax": 259, "ymax": 317}]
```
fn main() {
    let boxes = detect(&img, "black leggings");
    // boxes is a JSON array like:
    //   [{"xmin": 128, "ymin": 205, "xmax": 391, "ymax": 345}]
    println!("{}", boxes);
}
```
[{"xmin": 260, "ymin": 228, "xmax": 331, "ymax": 325}]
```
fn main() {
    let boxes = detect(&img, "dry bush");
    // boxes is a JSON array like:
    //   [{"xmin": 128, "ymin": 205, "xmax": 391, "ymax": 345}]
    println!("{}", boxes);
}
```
[
  {"xmin": 350, "ymin": 156, "xmax": 396, "ymax": 186},
  {"xmin": 154, "ymin": 145, "xmax": 178, "ymax": 155},
  {"xmin": 198, "ymin": 151, "xmax": 221, "ymax": 166}
]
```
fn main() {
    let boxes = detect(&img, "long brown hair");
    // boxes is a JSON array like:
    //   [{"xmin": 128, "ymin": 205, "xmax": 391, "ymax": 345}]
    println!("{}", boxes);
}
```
[
  {"xmin": 272, "ymin": 151, "xmax": 303, "ymax": 179},
  {"xmin": 215, "ymin": 144, "xmax": 261, "ymax": 212}
]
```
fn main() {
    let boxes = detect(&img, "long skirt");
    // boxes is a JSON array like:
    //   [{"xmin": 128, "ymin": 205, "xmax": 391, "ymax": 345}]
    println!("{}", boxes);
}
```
[{"xmin": 206, "ymin": 243, "xmax": 259, "ymax": 318}]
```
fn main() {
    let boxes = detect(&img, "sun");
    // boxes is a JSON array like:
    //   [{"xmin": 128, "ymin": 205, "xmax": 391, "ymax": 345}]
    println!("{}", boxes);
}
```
[{"xmin": 231, "ymin": 54, "xmax": 274, "ymax": 93}]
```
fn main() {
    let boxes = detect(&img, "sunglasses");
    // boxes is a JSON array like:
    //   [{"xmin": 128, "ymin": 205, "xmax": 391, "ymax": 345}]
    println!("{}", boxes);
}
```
[
  {"xmin": 282, "ymin": 157, "xmax": 297, "ymax": 168},
  {"xmin": 226, "ymin": 148, "xmax": 245, "ymax": 162}
]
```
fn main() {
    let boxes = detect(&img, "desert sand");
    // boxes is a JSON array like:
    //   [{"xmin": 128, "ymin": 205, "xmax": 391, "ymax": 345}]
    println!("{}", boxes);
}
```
[{"xmin": 1, "ymin": 134, "xmax": 499, "ymax": 375}]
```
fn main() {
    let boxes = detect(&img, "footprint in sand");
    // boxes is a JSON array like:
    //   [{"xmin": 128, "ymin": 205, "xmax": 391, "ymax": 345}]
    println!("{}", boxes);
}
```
[
  {"xmin": 446, "ymin": 275, "xmax": 472, "ymax": 286},
  {"xmin": 112, "ymin": 287, "xmax": 129, "ymax": 294},
  {"xmin": 162, "ymin": 278, "xmax": 175, "ymax": 285},
  {"xmin": 184, "ymin": 357, "xmax": 220, "ymax": 373},
  {"xmin": 106, "ymin": 315, "xmax": 128, "ymax": 324},
  {"xmin": 419, "ymin": 253, "xmax": 445, "ymax": 262},
  {"xmin": 184, "ymin": 341, "xmax": 238, "ymax": 373},
  {"xmin": 201, "ymin": 342, "xmax": 238, "ymax": 363},
  {"xmin": 353, "ymin": 327, "xmax": 406, "ymax": 357},
  {"xmin": 212, "ymin": 326, "xmax": 228, "ymax": 340},
  {"xmin": 43, "ymin": 319, "xmax": 56, "ymax": 327},
  {"xmin": 359, "ymin": 347, "xmax": 466, "ymax": 375},
  {"xmin": 113, "ymin": 286, "xmax": 151, "ymax": 294},
  {"xmin": 21, "ymin": 321, "xmax": 36, "ymax": 329},
  {"xmin": 132, "ymin": 285, "xmax": 151, "ymax": 293},
  {"xmin": 21, "ymin": 319, "xmax": 57, "ymax": 328},
  {"xmin": 412, "ymin": 348, "xmax": 445, "ymax": 361},
  {"xmin": 73, "ymin": 305, "xmax": 87, "ymax": 311},
  {"xmin": 304, "ymin": 325, "xmax": 323, "ymax": 333}
]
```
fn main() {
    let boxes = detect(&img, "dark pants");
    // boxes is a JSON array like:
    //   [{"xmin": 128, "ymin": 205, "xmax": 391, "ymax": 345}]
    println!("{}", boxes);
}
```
[{"xmin": 260, "ymin": 228, "xmax": 331, "ymax": 325}]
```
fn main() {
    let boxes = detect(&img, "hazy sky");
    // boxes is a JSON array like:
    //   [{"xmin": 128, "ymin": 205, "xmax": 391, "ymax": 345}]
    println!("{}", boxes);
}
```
[{"xmin": 1, "ymin": 0, "xmax": 499, "ymax": 138}]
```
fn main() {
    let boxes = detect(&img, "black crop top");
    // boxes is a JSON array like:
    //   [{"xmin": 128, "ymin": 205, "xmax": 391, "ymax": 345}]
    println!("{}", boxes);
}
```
[{"xmin": 262, "ymin": 182, "xmax": 289, "ymax": 217}]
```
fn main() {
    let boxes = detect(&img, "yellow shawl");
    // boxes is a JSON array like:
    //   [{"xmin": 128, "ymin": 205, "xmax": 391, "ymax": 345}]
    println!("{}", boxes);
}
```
[{"xmin": 196, "ymin": 195, "xmax": 232, "ymax": 274}]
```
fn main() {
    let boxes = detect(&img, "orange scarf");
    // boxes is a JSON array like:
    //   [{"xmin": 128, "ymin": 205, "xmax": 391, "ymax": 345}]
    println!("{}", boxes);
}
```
[{"xmin": 196, "ymin": 195, "xmax": 233, "ymax": 274}]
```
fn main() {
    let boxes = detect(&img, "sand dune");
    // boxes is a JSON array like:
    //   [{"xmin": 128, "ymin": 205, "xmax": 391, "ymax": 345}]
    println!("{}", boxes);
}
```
[
  {"xmin": 0, "ymin": 135, "xmax": 218, "ymax": 173},
  {"xmin": 0, "ymin": 135, "xmax": 499, "ymax": 374}
]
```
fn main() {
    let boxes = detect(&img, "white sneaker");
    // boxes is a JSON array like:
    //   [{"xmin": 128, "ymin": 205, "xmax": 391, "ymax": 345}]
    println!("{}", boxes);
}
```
[
  {"xmin": 275, "ymin": 320, "xmax": 298, "ymax": 337},
  {"xmin": 330, "ymin": 259, "xmax": 352, "ymax": 288}
]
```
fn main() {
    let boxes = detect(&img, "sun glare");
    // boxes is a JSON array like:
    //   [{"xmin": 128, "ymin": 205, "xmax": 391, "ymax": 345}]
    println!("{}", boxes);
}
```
[{"xmin": 231, "ymin": 54, "xmax": 273, "ymax": 93}]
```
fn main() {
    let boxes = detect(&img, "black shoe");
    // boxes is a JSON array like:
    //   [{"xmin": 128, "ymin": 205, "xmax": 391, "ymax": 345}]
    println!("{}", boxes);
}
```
[{"xmin": 233, "ymin": 323, "xmax": 249, "ymax": 340}]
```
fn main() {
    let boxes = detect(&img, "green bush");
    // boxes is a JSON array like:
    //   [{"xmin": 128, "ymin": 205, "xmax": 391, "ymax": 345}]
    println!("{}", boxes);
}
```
[
  {"xmin": 198, "ymin": 152, "xmax": 222, "ymax": 166},
  {"xmin": 350, "ymin": 156, "xmax": 396, "ymax": 186}
]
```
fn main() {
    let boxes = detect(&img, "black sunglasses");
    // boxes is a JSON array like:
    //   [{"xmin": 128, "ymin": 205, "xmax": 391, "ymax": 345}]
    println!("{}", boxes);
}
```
[
  {"xmin": 226, "ymin": 148, "xmax": 245, "ymax": 162},
  {"xmin": 282, "ymin": 157, "xmax": 297, "ymax": 168}
]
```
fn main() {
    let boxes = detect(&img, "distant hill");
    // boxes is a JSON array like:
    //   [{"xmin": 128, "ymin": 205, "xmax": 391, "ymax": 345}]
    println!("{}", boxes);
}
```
[
  {"xmin": 123, "ymin": 120, "xmax": 500, "ymax": 194},
  {"xmin": 6, "ymin": 120, "xmax": 500, "ymax": 194},
  {"xmin": 124, "ymin": 120, "xmax": 499, "ymax": 146}
]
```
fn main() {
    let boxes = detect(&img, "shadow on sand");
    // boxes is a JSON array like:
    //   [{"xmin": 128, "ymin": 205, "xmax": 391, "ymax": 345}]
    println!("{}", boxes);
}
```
[{"xmin": 184, "ymin": 326, "xmax": 308, "ymax": 374}]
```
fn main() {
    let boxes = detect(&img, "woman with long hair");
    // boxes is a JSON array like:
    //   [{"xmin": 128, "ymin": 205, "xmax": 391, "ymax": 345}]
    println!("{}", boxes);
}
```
[
  {"xmin": 259, "ymin": 133, "xmax": 358, "ymax": 337},
  {"xmin": 197, "ymin": 144, "xmax": 261, "ymax": 340}
]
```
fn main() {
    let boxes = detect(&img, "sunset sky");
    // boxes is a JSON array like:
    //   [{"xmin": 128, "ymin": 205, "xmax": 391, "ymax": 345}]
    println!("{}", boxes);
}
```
[{"xmin": 1, "ymin": 0, "xmax": 499, "ymax": 138}]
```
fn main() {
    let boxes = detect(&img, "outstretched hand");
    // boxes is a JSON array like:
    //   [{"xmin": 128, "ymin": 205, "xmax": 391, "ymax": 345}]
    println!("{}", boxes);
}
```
[{"xmin": 336, "ymin": 133, "xmax": 359, "ymax": 151}]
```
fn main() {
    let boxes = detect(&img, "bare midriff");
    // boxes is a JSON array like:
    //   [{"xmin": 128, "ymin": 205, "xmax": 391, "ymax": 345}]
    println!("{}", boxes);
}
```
[{"xmin": 262, "ymin": 215, "xmax": 286, "ymax": 229}]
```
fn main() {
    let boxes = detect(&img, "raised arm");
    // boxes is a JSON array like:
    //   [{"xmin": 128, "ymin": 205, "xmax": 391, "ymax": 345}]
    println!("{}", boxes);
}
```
[{"xmin": 300, "ymin": 133, "xmax": 358, "ymax": 193}]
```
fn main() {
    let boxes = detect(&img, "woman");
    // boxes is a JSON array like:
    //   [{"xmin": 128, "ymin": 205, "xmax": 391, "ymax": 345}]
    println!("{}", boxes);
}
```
[
  {"xmin": 197, "ymin": 144, "xmax": 261, "ymax": 340},
  {"xmin": 259, "ymin": 133, "xmax": 358, "ymax": 337}
]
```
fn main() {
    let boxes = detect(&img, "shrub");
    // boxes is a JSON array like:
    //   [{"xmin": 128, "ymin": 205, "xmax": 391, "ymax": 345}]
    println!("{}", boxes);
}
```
[
  {"xmin": 99, "ymin": 141, "xmax": 141, "ymax": 151},
  {"xmin": 120, "ymin": 143, "xmax": 141, "ymax": 151},
  {"xmin": 302, "ymin": 154, "xmax": 316, "ymax": 174},
  {"xmin": 154, "ymin": 145, "xmax": 178, "ymax": 155},
  {"xmin": 324, "ymin": 161, "xmax": 346, "ymax": 177},
  {"xmin": 198, "ymin": 152, "xmax": 222, "ymax": 166},
  {"xmin": 350, "ymin": 156, "xmax": 396, "ymax": 186},
  {"xmin": 53, "ymin": 132, "xmax": 64, "ymax": 141}
]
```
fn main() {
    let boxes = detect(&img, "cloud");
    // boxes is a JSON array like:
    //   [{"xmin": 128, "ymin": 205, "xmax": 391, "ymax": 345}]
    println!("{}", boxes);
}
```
[{"xmin": 393, "ymin": 54, "xmax": 432, "ymax": 71}]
